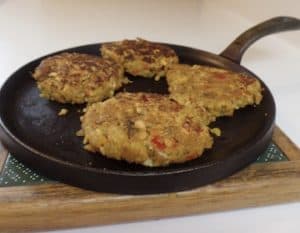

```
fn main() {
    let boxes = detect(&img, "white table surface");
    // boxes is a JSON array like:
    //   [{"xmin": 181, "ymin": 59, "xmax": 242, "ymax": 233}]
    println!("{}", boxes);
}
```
[{"xmin": 0, "ymin": 0, "xmax": 299, "ymax": 232}]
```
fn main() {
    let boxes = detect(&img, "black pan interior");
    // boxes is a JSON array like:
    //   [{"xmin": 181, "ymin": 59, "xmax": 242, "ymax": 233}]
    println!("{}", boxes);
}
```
[{"xmin": 0, "ymin": 43, "xmax": 275, "ymax": 193}]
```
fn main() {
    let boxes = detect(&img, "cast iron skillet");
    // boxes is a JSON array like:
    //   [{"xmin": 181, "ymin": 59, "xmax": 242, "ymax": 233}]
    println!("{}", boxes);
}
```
[{"xmin": 0, "ymin": 17, "xmax": 299, "ymax": 194}]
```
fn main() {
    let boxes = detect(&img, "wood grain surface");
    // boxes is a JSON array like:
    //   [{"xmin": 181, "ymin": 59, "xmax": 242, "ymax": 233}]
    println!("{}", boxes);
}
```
[{"xmin": 0, "ymin": 126, "xmax": 299, "ymax": 232}]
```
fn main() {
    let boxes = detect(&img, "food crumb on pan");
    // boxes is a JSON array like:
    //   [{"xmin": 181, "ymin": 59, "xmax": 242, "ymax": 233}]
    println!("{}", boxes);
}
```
[
  {"xmin": 76, "ymin": 129, "xmax": 84, "ymax": 136},
  {"xmin": 210, "ymin": 128, "xmax": 221, "ymax": 137},
  {"xmin": 58, "ymin": 108, "xmax": 68, "ymax": 116}
]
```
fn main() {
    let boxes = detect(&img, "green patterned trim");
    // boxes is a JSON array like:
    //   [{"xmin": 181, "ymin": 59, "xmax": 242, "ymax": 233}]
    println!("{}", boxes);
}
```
[
  {"xmin": 0, "ymin": 156, "xmax": 52, "ymax": 186},
  {"xmin": 256, "ymin": 142, "xmax": 287, "ymax": 163},
  {"xmin": 0, "ymin": 142, "xmax": 288, "ymax": 187}
]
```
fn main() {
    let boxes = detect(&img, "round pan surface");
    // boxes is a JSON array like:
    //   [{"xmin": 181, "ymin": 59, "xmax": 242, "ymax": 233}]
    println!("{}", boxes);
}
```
[{"xmin": 0, "ymin": 17, "xmax": 299, "ymax": 194}]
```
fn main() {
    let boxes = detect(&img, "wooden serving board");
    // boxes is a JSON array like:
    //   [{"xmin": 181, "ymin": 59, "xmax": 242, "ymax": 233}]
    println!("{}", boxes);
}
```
[{"xmin": 0, "ymin": 126, "xmax": 299, "ymax": 232}]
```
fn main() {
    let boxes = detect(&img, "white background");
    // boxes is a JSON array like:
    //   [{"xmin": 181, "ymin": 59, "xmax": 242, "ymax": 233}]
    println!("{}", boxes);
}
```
[{"xmin": 0, "ymin": 0, "xmax": 299, "ymax": 232}]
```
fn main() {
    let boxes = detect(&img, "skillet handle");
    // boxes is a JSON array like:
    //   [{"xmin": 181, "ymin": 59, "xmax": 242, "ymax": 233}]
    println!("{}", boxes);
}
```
[{"xmin": 220, "ymin": 16, "xmax": 300, "ymax": 64}]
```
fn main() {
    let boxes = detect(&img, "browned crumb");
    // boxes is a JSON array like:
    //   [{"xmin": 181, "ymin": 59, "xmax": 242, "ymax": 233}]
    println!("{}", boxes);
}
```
[
  {"xmin": 210, "ymin": 128, "xmax": 221, "ymax": 137},
  {"xmin": 58, "ymin": 108, "xmax": 68, "ymax": 116},
  {"xmin": 76, "ymin": 129, "xmax": 84, "ymax": 136}
]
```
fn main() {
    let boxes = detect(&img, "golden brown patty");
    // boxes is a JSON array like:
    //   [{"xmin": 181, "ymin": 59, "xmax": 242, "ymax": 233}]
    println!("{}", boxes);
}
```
[
  {"xmin": 100, "ymin": 39, "xmax": 179, "ymax": 80},
  {"xmin": 166, "ymin": 64, "xmax": 263, "ymax": 117},
  {"xmin": 80, "ymin": 92, "xmax": 213, "ymax": 167},
  {"xmin": 32, "ymin": 52, "xmax": 127, "ymax": 104}
]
